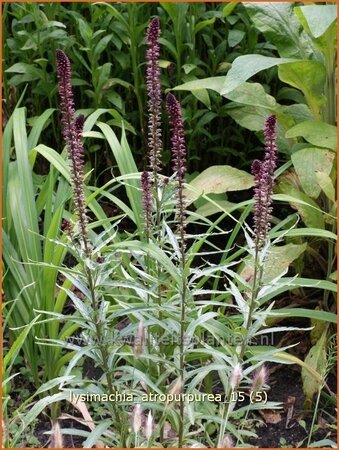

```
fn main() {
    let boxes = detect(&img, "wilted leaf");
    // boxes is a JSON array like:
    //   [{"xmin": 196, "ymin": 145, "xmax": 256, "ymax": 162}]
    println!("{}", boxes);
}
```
[
  {"xmin": 285, "ymin": 396, "xmax": 295, "ymax": 429},
  {"xmin": 258, "ymin": 409, "xmax": 282, "ymax": 424},
  {"xmin": 301, "ymin": 329, "xmax": 327, "ymax": 408},
  {"xmin": 310, "ymin": 312, "xmax": 327, "ymax": 345},
  {"xmin": 315, "ymin": 172, "xmax": 336, "ymax": 203},
  {"xmin": 49, "ymin": 421, "xmax": 63, "ymax": 448},
  {"xmin": 68, "ymin": 397, "xmax": 104, "ymax": 447},
  {"xmin": 184, "ymin": 165, "xmax": 253, "ymax": 203}
]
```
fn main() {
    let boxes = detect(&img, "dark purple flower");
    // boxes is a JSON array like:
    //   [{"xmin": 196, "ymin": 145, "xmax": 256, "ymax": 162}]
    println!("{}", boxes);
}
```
[
  {"xmin": 146, "ymin": 17, "xmax": 162, "ymax": 177},
  {"xmin": 251, "ymin": 115, "xmax": 278, "ymax": 247},
  {"xmin": 56, "ymin": 49, "xmax": 90, "ymax": 255},
  {"xmin": 166, "ymin": 93, "xmax": 187, "ymax": 180},
  {"xmin": 141, "ymin": 170, "xmax": 152, "ymax": 231},
  {"xmin": 74, "ymin": 114, "xmax": 85, "ymax": 136},
  {"xmin": 166, "ymin": 93, "xmax": 187, "ymax": 244},
  {"xmin": 61, "ymin": 219, "xmax": 73, "ymax": 235}
]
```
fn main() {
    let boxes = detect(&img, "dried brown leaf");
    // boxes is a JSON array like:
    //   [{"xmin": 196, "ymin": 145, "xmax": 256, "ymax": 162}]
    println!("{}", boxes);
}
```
[{"xmin": 258, "ymin": 409, "xmax": 282, "ymax": 424}]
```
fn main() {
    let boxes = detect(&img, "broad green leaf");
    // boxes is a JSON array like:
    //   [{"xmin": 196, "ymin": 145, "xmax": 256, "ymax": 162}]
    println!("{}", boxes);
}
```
[
  {"xmin": 241, "ymin": 243, "xmax": 307, "ymax": 284},
  {"xmin": 244, "ymin": 2, "xmax": 313, "ymax": 58},
  {"xmin": 291, "ymin": 148, "xmax": 335, "ymax": 199},
  {"xmin": 184, "ymin": 165, "xmax": 254, "ymax": 203},
  {"xmin": 173, "ymin": 76, "xmax": 224, "ymax": 93},
  {"xmin": 294, "ymin": 5, "xmax": 337, "ymax": 39},
  {"xmin": 191, "ymin": 88, "xmax": 211, "ymax": 109},
  {"xmin": 228, "ymin": 29, "xmax": 245, "ymax": 48},
  {"xmin": 161, "ymin": 2, "xmax": 189, "ymax": 24},
  {"xmin": 226, "ymin": 104, "xmax": 270, "ymax": 132},
  {"xmin": 223, "ymin": 82, "xmax": 278, "ymax": 110},
  {"xmin": 94, "ymin": 34, "xmax": 113, "ymax": 59},
  {"xmin": 194, "ymin": 200, "xmax": 235, "ymax": 218},
  {"xmin": 5, "ymin": 62, "xmax": 39, "ymax": 74},
  {"xmin": 221, "ymin": 55, "xmax": 296, "ymax": 95},
  {"xmin": 222, "ymin": 2, "xmax": 237, "ymax": 17},
  {"xmin": 97, "ymin": 3, "xmax": 129, "ymax": 28},
  {"xmin": 195, "ymin": 17, "xmax": 216, "ymax": 33},
  {"xmin": 286, "ymin": 121, "xmax": 337, "ymax": 150},
  {"xmin": 301, "ymin": 329, "xmax": 327, "ymax": 408},
  {"xmin": 281, "ymin": 104, "xmax": 314, "ymax": 125},
  {"xmin": 159, "ymin": 59, "xmax": 173, "ymax": 69},
  {"xmin": 278, "ymin": 61, "xmax": 326, "ymax": 119},
  {"xmin": 294, "ymin": 6, "xmax": 337, "ymax": 60}
]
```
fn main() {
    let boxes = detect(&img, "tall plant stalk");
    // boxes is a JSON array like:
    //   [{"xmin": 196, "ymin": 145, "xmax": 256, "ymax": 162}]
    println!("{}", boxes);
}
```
[
  {"xmin": 240, "ymin": 115, "xmax": 277, "ymax": 358},
  {"xmin": 56, "ymin": 49, "xmax": 127, "ymax": 446},
  {"xmin": 166, "ymin": 92, "xmax": 188, "ymax": 448}
]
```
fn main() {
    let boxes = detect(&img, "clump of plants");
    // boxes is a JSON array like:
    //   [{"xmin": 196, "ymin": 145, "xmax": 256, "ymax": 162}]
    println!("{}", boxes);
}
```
[{"xmin": 3, "ymin": 6, "xmax": 336, "ymax": 449}]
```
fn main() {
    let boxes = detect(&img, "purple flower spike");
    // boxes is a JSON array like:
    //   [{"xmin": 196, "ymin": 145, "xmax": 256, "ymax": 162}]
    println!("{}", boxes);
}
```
[
  {"xmin": 166, "ymin": 93, "xmax": 187, "ymax": 242},
  {"xmin": 56, "ymin": 49, "xmax": 90, "ymax": 255},
  {"xmin": 251, "ymin": 115, "xmax": 278, "ymax": 247},
  {"xmin": 146, "ymin": 17, "xmax": 162, "ymax": 177},
  {"xmin": 166, "ymin": 93, "xmax": 187, "ymax": 179}
]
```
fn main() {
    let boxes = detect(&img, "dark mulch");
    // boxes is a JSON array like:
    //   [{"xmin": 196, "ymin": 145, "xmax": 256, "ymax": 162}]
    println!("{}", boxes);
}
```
[{"xmin": 250, "ymin": 365, "xmax": 337, "ymax": 448}]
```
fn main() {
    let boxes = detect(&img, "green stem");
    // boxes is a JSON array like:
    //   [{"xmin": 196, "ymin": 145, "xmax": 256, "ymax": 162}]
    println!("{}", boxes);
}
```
[
  {"xmin": 216, "ymin": 387, "xmax": 234, "ymax": 447},
  {"xmin": 86, "ymin": 263, "xmax": 127, "ymax": 446},
  {"xmin": 178, "ymin": 187, "xmax": 187, "ymax": 448}
]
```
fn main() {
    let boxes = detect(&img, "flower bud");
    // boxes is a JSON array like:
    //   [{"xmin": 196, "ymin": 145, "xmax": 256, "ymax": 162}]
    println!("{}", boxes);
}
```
[
  {"xmin": 252, "ymin": 365, "xmax": 268, "ymax": 393},
  {"xmin": 229, "ymin": 363, "xmax": 242, "ymax": 389},
  {"xmin": 145, "ymin": 411, "xmax": 153, "ymax": 440},
  {"xmin": 169, "ymin": 376, "xmax": 184, "ymax": 396},
  {"xmin": 218, "ymin": 433, "xmax": 234, "ymax": 448},
  {"xmin": 133, "ymin": 403, "xmax": 142, "ymax": 434}
]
